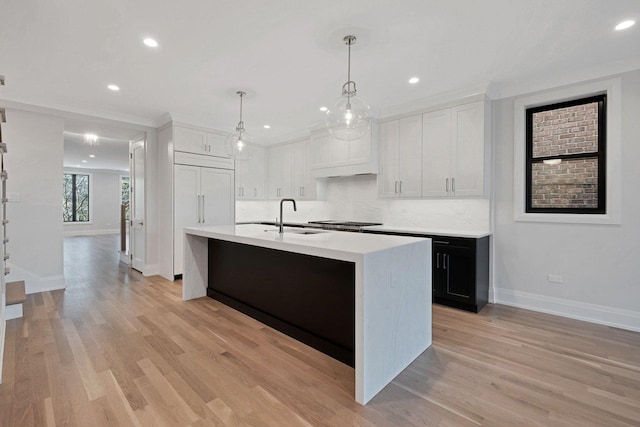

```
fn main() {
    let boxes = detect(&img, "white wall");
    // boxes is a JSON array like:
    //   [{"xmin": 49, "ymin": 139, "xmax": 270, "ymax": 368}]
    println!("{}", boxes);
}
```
[
  {"xmin": 63, "ymin": 168, "xmax": 125, "ymax": 236},
  {"xmin": 5, "ymin": 110, "xmax": 65, "ymax": 293},
  {"xmin": 237, "ymin": 174, "xmax": 490, "ymax": 231},
  {"xmin": 492, "ymin": 70, "xmax": 640, "ymax": 331}
]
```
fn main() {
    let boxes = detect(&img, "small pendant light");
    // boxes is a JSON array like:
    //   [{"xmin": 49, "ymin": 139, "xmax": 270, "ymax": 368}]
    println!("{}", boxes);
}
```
[
  {"xmin": 226, "ymin": 91, "xmax": 253, "ymax": 160},
  {"xmin": 326, "ymin": 35, "xmax": 370, "ymax": 141}
]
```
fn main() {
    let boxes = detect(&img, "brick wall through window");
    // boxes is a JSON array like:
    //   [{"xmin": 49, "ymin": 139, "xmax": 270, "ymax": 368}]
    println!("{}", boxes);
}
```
[{"xmin": 526, "ymin": 96, "xmax": 605, "ymax": 213}]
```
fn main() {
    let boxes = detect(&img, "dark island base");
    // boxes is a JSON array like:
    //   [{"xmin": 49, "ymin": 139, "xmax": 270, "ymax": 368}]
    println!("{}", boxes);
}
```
[{"xmin": 207, "ymin": 238, "xmax": 356, "ymax": 367}]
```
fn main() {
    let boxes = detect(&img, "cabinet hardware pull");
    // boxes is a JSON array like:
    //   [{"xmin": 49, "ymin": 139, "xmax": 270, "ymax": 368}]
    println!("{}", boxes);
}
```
[
  {"xmin": 202, "ymin": 195, "xmax": 205, "ymax": 223},
  {"xmin": 444, "ymin": 254, "xmax": 448, "ymax": 270},
  {"xmin": 436, "ymin": 253, "xmax": 440, "ymax": 269},
  {"xmin": 446, "ymin": 178, "xmax": 449, "ymax": 193},
  {"xmin": 433, "ymin": 240, "xmax": 449, "ymax": 245},
  {"xmin": 452, "ymin": 177, "xmax": 455, "ymax": 193},
  {"xmin": 394, "ymin": 181, "xmax": 398, "ymax": 194},
  {"xmin": 197, "ymin": 195, "xmax": 202, "ymax": 223},
  {"xmin": 254, "ymin": 188, "xmax": 257, "ymax": 197},
  {"xmin": 399, "ymin": 181, "xmax": 403, "ymax": 194}
]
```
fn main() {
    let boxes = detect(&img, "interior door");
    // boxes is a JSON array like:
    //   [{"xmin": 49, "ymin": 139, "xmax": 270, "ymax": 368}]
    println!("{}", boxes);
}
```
[{"xmin": 130, "ymin": 137, "xmax": 145, "ymax": 272}]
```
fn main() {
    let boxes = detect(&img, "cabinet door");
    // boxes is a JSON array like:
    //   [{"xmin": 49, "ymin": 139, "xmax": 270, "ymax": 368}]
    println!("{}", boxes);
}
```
[
  {"xmin": 397, "ymin": 115, "xmax": 423, "ymax": 197},
  {"xmin": 422, "ymin": 109, "xmax": 452, "ymax": 197},
  {"xmin": 174, "ymin": 126, "xmax": 208, "ymax": 155},
  {"xmin": 249, "ymin": 146, "xmax": 266, "ymax": 199},
  {"xmin": 432, "ymin": 243, "xmax": 448, "ymax": 298},
  {"xmin": 442, "ymin": 244, "xmax": 475, "ymax": 303},
  {"xmin": 235, "ymin": 156, "xmax": 248, "ymax": 199},
  {"xmin": 206, "ymin": 133, "xmax": 230, "ymax": 158},
  {"xmin": 378, "ymin": 120, "xmax": 399, "ymax": 198},
  {"xmin": 451, "ymin": 102, "xmax": 484, "ymax": 197},
  {"xmin": 200, "ymin": 167, "xmax": 234, "ymax": 226},
  {"xmin": 174, "ymin": 165, "xmax": 200, "ymax": 274},
  {"xmin": 308, "ymin": 133, "xmax": 331, "ymax": 168},
  {"xmin": 292, "ymin": 140, "xmax": 315, "ymax": 200},
  {"xmin": 268, "ymin": 144, "xmax": 293, "ymax": 199}
]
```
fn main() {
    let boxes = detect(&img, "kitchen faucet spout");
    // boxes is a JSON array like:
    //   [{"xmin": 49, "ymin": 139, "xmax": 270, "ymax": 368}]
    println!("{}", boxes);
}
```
[{"xmin": 279, "ymin": 199, "xmax": 297, "ymax": 234}]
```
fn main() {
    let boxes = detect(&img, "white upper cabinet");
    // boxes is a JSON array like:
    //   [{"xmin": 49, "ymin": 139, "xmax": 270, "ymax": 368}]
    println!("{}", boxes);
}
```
[
  {"xmin": 422, "ymin": 109, "xmax": 453, "ymax": 197},
  {"xmin": 451, "ymin": 102, "xmax": 485, "ymax": 197},
  {"xmin": 174, "ymin": 125, "xmax": 230, "ymax": 158},
  {"xmin": 268, "ymin": 144, "xmax": 294, "ymax": 199},
  {"xmin": 267, "ymin": 139, "xmax": 317, "ymax": 201},
  {"xmin": 292, "ymin": 140, "xmax": 316, "ymax": 200},
  {"xmin": 308, "ymin": 124, "xmax": 378, "ymax": 177},
  {"xmin": 235, "ymin": 145, "xmax": 266, "ymax": 200},
  {"xmin": 378, "ymin": 115, "xmax": 423, "ymax": 198},
  {"xmin": 422, "ymin": 101, "xmax": 487, "ymax": 198}
]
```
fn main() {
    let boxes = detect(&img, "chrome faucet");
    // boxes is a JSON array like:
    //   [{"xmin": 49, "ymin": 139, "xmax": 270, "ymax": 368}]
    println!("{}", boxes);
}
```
[{"xmin": 279, "ymin": 198, "xmax": 297, "ymax": 233}]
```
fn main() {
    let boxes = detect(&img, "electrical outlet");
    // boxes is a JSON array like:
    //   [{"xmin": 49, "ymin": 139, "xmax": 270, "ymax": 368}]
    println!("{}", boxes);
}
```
[{"xmin": 547, "ymin": 274, "xmax": 563, "ymax": 284}]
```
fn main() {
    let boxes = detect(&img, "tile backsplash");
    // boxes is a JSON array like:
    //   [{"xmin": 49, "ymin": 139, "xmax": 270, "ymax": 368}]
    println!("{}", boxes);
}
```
[{"xmin": 237, "ymin": 174, "xmax": 490, "ymax": 231}]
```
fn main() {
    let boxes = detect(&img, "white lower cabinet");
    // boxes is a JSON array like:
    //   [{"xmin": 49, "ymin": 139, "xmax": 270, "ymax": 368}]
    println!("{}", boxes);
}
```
[
  {"xmin": 174, "ymin": 164, "xmax": 234, "ymax": 275},
  {"xmin": 422, "ymin": 101, "xmax": 486, "ymax": 197},
  {"xmin": 235, "ymin": 145, "xmax": 266, "ymax": 199},
  {"xmin": 378, "ymin": 115, "xmax": 422, "ymax": 198}
]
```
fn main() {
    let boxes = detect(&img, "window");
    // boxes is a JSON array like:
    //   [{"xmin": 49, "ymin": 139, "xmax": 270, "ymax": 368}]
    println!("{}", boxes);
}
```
[
  {"xmin": 513, "ymin": 77, "xmax": 621, "ymax": 224},
  {"xmin": 63, "ymin": 173, "xmax": 90, "ymax": 222},
  {"xmin": 525, "ymin": 95, "xmax": 606, "ymax": 214},
  {"xmin": 121, "ymin": 176, "xmax": 130, "ymax": 220}
]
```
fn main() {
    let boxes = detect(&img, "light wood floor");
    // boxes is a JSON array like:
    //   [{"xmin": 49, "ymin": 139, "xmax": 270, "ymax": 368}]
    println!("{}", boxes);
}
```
[{"xmin": 1, "ymin": 235, "xmax": 640, "ymax": 426}]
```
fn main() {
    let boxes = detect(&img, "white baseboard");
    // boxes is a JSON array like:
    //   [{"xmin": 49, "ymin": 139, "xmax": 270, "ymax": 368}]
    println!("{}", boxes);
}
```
[
  {"xmin": 493, "ymin": 288, "xmax": 640, "ymax": 333},
  {"xmin": 143, "ymin": 264, "xmax": 160, "ymax": 277},
  {"xmin": 64, "ymin": 228, "xmax": 120, "ymax": 237},
  {"xmin": 6, "ymin": 303, "xmax": 22, "ymax": 320}
]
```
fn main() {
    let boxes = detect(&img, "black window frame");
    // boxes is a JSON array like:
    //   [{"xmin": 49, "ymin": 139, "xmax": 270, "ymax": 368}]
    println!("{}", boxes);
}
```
[
  {"xmin": 525, "ymin": 94, "xmax": 607, "ymax": 214},
  {"xmin": 63, "ymin": 172, "xmax": 91, "ymax": 223}
]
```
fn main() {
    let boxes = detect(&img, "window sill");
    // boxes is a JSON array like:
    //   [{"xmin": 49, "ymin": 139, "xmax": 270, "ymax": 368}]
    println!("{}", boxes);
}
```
[{"xmin": 515, "ymin": 212, "xmax": 620, "ymax": 225}]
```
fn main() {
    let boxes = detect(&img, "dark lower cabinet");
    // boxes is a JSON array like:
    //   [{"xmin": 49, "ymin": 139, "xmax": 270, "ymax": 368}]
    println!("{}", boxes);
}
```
[
  {"xmin": 207, "ymin": 238, "xmax": 356, "ymax": 366},
  {"xmin": 363, "ymin": 230, "xmax": 490, "ymax": 313},
  {"xmin": 432, "ymin": 236, "xmax": 489, "ymax": 312}
]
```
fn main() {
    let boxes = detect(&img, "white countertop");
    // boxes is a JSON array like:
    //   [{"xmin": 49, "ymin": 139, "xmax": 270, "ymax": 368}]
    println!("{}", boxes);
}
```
[
  {"xmin": 362, "ymin": 225, "xmax": 491, "ymax": 239},
  {"xmin": 184, "ymin": 224, "xmax": 427, "ymax": 262},
  {"xmin": 182, "ymin": 222, "xmax": 432, "ymax": 404}
]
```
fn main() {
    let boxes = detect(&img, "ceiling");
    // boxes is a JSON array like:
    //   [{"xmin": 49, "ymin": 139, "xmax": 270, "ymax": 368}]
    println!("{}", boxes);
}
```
[{"xmin": 1, "ymin": 0, "xmax": 639, "ymax": 145}]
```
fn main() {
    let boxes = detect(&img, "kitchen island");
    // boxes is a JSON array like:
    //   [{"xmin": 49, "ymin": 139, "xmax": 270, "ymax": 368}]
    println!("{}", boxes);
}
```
[{"xmin": 182, "ymin": 223, "xmax": 431, "ymax": 404}]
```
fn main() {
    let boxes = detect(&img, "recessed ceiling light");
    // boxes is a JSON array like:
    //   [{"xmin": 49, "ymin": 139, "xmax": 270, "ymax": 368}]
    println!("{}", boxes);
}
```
[
  {"xmin": 408, "ymin": 77, "xmax": 420, "ymax": 84},
  {"xmin": 82, "ymin": 160, "xmax": 88, "ymax": 163},
  {"xmin": 263, "ymin": 124, "xmax": 271, "ymax": 129},
  {"xmin": 143, "ymin": 38, "xmax": 159, "ymax": 47},
  {"xmin": 107, "ymin": 84, "xmax": 120, "ymax": 91},
  {"xmin": 615, "ymin": 20, "xmax": 635, "ymax": 31},
  {"xmin": 319, "ymin": 106, "xmax": 328, "ymax": 112},
  {"xmin": 89, "ymin": 154, "xmax": 96, "ymax": 158}
]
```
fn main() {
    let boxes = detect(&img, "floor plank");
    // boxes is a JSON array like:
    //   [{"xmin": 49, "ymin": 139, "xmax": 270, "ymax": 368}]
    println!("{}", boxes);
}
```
[{"xmin": 1, "ymin": 234, "xmax": 639, "ymax": 426}]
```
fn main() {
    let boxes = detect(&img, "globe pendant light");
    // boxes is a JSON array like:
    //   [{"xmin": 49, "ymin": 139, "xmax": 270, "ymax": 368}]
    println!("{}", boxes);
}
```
[
  {"xmin": 225, "ymin": 91, "xmax": 253, "ymax": 161},
  {"xmin": 326, "ymin": 35, "xmax": 370, "ymax": 141}
]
